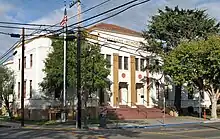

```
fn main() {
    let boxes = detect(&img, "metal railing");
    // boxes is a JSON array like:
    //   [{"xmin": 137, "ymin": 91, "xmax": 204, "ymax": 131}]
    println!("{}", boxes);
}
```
[{"xmin": 118, "ymin": 98, "xmax": 148, "ymax": 118}]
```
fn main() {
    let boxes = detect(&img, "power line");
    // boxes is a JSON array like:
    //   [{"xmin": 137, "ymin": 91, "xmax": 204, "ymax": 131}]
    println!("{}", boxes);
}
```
[
  {"xmin": 0, "ymin": 0, "xmax": 112, "ymax": 61},
  {"xmin": 0, "ymin": 0, "xmax": 149, "ymax": 61},
  {"xmin": 33, "ymin": 0, "xmax": 139, "ymax": 37},
  {"xmin": 18, "ymin": 0, "xmax": 141, "ymax": 37},
  {"xmin": 0, "ymin": 21, "xmax": 61, "ymax": 27},
  {"xmin": 0, "ymin": 25, "xmax": 55, "ymax": 31},
  {"xmin": 0, "ymin": 40, "xmax": 20, "ymax": 62},
  {"xmin": 82, "ymin": 0, "xmax": 150, "ymax": 28},
  {"xmin": 66, "ymin": 0, "xmax": 139, "ymax": 29},
  {"xmin": 33, "ymin": 0, "xmax": 112, "ymax": 35},
  {"xmin": 84, "ymin": 28, "xmax": 142, "ymax": 44},
  {"xmin": 85, "ymin": 39, "xmax": 142, "ymax": 57},
  {"xmin": 81, "ymin": 28, "xmax": 143, "ymax": 50},
  {"xmin": 22, "ymin": 0, "xmax": 142, "ymax": 41}
]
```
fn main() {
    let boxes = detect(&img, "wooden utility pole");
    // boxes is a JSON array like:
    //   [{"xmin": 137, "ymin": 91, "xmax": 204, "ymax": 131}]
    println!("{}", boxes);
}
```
[
  {"xmin": 21, "ymin": 27, "xmax": 25, "ymax": 127},
  {"xmin": 76, "ymin": 0, "xmax": 82, "ymax": 129}
]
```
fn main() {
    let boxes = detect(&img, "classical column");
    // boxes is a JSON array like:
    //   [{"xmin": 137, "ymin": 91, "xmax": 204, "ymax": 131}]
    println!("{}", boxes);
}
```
[
  {"xmin": 130, "ymin": 56, "xmax": 136, "ymax": 106},
  {"xmin": 113, "ymin": 53, "xmax": 119, "ymax": 106}
]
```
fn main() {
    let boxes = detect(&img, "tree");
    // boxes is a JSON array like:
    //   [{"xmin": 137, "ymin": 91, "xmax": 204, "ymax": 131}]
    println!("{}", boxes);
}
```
[
  {"xmin": 0, "ymin": 66, "xmax": 15, "ymax": 118},
  {"xmin": 163, "ymin": 36, "xmax": 220, "ymax": 119},
  {"xmin": 142, "ymin": 6, "xmax": 220, "ymax": 111},
  {"xmin": 40, "ymin": 35, "xmax": 110, "ymax": 104}
]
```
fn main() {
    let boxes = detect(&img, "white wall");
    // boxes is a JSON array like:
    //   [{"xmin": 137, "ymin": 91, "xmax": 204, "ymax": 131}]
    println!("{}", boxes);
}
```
[
  {"xmin": 13, "ymin": 37, "xmax": 53, "ymax": 109},
  {"xmin": 89, "ymin": 30, "xmax": 160, "ymax": 107}
]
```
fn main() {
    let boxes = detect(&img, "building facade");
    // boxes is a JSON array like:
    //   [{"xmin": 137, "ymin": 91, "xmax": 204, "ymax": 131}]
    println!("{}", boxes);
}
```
[{"xmin": 3, "ymin": 23, "xmax": 212, "ymax": 119}]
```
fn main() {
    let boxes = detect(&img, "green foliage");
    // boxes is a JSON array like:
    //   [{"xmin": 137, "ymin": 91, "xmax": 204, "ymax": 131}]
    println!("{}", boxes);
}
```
[
  {"xmin": 0, "ymin": 66, "xmax": 15, "ymax": 98},
  {"xmin": 143, "ymin": 6, "xmax": 220, "ymax": 74},
  {"xmin": 0, "ymin": 66, "xmax": 15, "ymax": 118},
  {"xmin": 144, "ymin": 6, "xmax": 220, "ymax": 53},
  {"xmin": 40, "ymin": 36, "xmax": 110, "ymax": 97},
  {"xmin": 163, "ymin": 35, "xmax": 220, "ymax": 93}
]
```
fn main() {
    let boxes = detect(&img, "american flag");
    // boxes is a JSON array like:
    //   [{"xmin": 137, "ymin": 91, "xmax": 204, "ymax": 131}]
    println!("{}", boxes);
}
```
[{"xmin": 60, "ymin": 8, "xmax": 67, "ymax": 26}]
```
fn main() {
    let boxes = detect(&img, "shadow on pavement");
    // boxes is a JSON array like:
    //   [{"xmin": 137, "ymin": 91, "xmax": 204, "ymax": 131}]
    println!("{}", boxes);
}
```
[
  {"xmin": 202, "ymin": 125, "xmax": 220, "ymax": 130},
  {"xmin": 0, "ymin": 128, "xmax": 71, "ymax": 139},
  {"xmin": 73, "ymin": 129, "xmax": 142, "ymax": 139},
  {"xmin": 0, "ymin": 128, "xmax": 142, "ymax": 139}
]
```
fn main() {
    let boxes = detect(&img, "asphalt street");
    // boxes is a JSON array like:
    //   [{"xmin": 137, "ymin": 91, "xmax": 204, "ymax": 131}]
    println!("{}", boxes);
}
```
[{"xmin": 1, "ymin": 122, "xmax": 220, "ymax": 139}]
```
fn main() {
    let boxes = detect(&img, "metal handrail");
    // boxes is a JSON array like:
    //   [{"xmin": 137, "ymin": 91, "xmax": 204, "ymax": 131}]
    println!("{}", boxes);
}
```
[{"xmin": 119, "ymin": 98, "xmax": 148, "ymax": 118}]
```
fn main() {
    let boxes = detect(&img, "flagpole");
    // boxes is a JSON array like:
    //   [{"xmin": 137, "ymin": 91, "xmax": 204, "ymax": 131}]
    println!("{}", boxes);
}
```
[{"xmin": 63, "ymin": 3, "xmax": 67, "ymax": 122}]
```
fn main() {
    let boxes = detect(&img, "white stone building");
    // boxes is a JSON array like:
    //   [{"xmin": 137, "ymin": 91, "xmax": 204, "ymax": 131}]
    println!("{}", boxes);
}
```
[{"xmin": 3, "ymin": 23, "xmax": 212, "ymax": 119}]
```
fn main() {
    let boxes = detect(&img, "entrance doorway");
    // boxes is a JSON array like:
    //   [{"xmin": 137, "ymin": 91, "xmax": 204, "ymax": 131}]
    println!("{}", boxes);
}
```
[
  {"xmin": 119, "ymin": 82, "xmax": 128, "ymax": 105},
  {"xmin": 136, "ymin": 83, "xmax": 144, "ymax": 105}
]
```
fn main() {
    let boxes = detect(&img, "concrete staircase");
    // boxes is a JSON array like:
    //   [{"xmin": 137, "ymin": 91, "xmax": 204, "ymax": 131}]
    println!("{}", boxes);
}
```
[{"xmin": 105, "ymin": 105, "xmax": 172, "ymax": 120}]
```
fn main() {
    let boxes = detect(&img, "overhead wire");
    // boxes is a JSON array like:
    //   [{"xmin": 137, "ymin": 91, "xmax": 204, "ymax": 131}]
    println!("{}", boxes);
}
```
[
  {"xmin": 0, "ymin": 0, "xmax": 114, "ymax": 61},
  {"xmin": 85, "ymin": 39, "xmax": 142, "ymax": 57},
  {"xmin": 32, "ymin": 0, "xmax": 140, "ymax": 37},
  {"xmin": 0, "ymin": 0, "xmax": 150, "ymax": 63},
  {"xmin": 0, "ymin": 25, "xmax": 55, "ymax": 31},
  {"xmin": 0, "ymin": 21, "xmax": 61, "ymax": 27},
  {"xmin": 81, "ymin": 0, "xmax": 150, "ymax": 28},
  {"xmin": 32, "ymin": 0, "xmax": 112, "ymax": 35}
]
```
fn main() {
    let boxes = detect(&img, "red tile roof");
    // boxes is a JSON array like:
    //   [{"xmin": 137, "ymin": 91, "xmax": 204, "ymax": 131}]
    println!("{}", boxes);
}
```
[{"xmin": 87, "ymin": 23, "xmax": 142, "ymax": 37}]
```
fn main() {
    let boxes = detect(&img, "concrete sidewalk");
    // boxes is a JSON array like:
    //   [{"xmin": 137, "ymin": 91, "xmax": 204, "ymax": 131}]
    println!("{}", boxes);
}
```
[{"xmin": 0, "ymin": 117, "xmax": 218, "ymax": 130}]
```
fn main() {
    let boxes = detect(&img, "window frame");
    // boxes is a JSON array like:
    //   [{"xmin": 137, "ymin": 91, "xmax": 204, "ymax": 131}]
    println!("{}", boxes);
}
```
[
  {"xmin": 140, "ymin": 59, "xmax": 145, "ymax": 71},
  {"xmin": 124, "ymin": 56, "xmax": 128, "ymax": 70},
  {"xmin": 118, "ymin": 56, "xmax": 122, "ymax": 69},
  {"xmin": 30, "ymin": 54, "xmax": 33, "ymax": 68},
  {"xmin": 106, "ymin": 54, "xmax": 111, "ymax": 68},
  {"xmin": 135, "ymin": 58, "xmax": 139, "ymax": 71},
  {"xmin": 30, "ymin": 80, "xmax": 32, "ymax": 98}
]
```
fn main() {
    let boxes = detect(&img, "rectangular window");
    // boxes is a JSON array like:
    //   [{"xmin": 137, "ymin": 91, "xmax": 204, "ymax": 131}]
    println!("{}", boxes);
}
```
[
  {"xmin": 24, "ymin": 56, "xmax": 26, "ymax": 68},
  {"xmin": 30, "ymin": 80, "xmax": 32, "ymax": 98},
  {"xmin": 165, "ymin": 85, "xmax": 169, "ymax": 99},
  {"xmin": 18, "ymin": 59, "xmax": 20, "ymax": 70},
  {"xmin": 24, "ymin": 81, "xmax": 26, "ymax": 98},
  {"xmin": 106, "ymin": 54, "xmax": 111, "ymax": 68},
  {"xmin": 55, "ymin": 89, "xmax": 61, "ymax": 99},
  {"xmin": 140, "ymin": 59, "xmax": 145, "ymax": 71},
  {"xmin": 135, "ymin": 58, "xmax": 139, "ymax": 71},
  {"xmin": 18, "ymin": 82, "xmax": 20, "ymax": 99},
  {"xmin": 118, "ymin": 56, "xmax": 122, "ymax": 69},
  {"xmin": 30, "ymin": 54, "xmax": 33, "ymax": 68},
  {"xmin": 188, "ymin": 92, "xmax": 193, "ymax": 99},
  {"xmin": 124, "ymin": 57, "xmax": 128, "ymax": 70},
  {"xmin": 200, "ymin": 91, "xmax": 204, "ymax": 99}
]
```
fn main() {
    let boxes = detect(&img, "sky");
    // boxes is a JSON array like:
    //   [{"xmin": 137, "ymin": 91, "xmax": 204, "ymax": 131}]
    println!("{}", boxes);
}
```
[{"xmin": 0, "ymin": 0, "xmax": 220, "ymax": 55}]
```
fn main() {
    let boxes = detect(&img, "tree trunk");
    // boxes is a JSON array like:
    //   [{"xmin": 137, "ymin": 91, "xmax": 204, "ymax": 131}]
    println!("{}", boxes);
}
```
[
  {"xmin": 174, "ymin": 85, "xmax": 182, "ymax": 114},
  {"xmin": 211, "ymin": 96, "xmax": 218, "ymax": 119},
  {"xmin": 4, "ymin": 98, "xmax": 13, "ymax": 119}
]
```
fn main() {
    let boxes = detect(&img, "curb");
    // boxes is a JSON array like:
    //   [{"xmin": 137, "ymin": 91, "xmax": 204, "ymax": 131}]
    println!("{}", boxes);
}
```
[
  {"xmin": 2, "ymin": 120, "xmax": 220, "ymax": 130},
  {"xmin": 24, "ymin": 126, "xmax": 77, "ymax": 131},
  {"xmin": 116, "ymin": 121, "xmax": 203, "ymax": 129}
]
